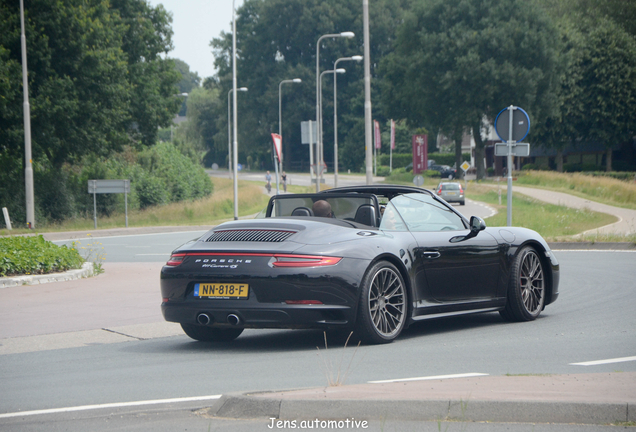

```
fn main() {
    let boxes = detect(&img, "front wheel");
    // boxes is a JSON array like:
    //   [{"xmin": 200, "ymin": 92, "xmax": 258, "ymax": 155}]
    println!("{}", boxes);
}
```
[
  {"xmin": 355, "ymin": 261, "xmax": 407, "ymax": 344},
  {"xmin": 500, "ymin": 246, "xmax": 546, "ymax": 322},
  {"xmin": 181, "ymin": 324, "xmax": 244, "ymax": 342}
]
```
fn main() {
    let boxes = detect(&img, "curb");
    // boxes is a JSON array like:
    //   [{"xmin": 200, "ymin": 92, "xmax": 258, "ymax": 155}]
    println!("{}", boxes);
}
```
[
  {"xmin": 548, "ymin": 242, "xmax": 636, "ymax": 250},
  {"xmin": 0, "ymin": 262, "xmax": 94, "ymax": 288},
  {"xmin": 207, "ymin": 392, "xmax": 634, "ymax": 425}
]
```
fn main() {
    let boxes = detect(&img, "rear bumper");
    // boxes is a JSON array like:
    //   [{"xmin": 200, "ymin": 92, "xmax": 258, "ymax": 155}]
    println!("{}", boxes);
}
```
[{"xmin": 161, "ymin": 301, "xmax": 353, "ymax": 329}]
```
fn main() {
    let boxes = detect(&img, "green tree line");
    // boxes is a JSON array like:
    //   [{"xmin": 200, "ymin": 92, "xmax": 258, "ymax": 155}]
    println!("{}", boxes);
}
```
[
  {"xmin": 1, "ymin": 0, "xmax": 212, "ymax": 226},
  {"xmin": 178, "ymin": 0, "xmax": 634, "ymax": 177},
  {"xmin": 2, "ymin": 0, "xmax": 635, "ymax": 227}
]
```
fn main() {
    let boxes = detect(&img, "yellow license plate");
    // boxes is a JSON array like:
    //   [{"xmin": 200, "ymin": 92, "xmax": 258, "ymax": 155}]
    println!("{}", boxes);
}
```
[
  {"xmin": 446, "ymin": 192, "xmax": 456, "ymax": 195},
  {"xmin": 195, "ymin": 283, "xmax": 249, "ymax": 298}
]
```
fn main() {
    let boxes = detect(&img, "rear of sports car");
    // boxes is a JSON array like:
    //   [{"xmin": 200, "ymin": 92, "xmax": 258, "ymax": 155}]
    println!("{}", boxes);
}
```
[{"xmin": 160, "ymin": 220, "xmax": 373, "ymax": 339}]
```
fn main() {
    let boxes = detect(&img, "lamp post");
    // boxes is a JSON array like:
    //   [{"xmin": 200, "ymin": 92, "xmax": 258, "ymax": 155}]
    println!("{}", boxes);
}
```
[
  {"xmin": 20, "ymin": 0, "xmax": 34, "ymax": 228},
  {"xmin": 315, "ymin": 31, "xmax": 354, "ymax": 191},
  {"xmin": 232, "ymin": 0, "xmax": 239, "ymax": 220},
  {"xmin": 227, "ymin": 87, "xmax": 247, "ymax": 178},
  {"xmin": 277, "ymin": 78, "xmax": 301, "ymax": 194},
  {"xmin": 333, "ymin": 55, "xmax": 362, "ymax": 187},
  {"xmin": 363, "ymin": 1, "xmax": 373, "ymax": 185},
  {"xmin": 319, "ymin": 68, "xmax": 346, "ymax": 192}
]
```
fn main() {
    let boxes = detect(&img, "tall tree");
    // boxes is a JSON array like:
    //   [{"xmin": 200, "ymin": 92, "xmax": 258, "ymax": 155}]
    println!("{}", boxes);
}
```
[
  {"xmin": 0, "ymin": 0, "xmax": 131, "ymax": 167},
  {"xmin": 533, "ymin": 1, "xmax": 636, "ymax": 171},
  {"xmin": 110, "ymin": 0, "xmax": 181, "ymax": 146},
  {"xmin": 207, "ymin": 0, "xmax": 413, "ymax": 172},
  {"xmin": 574, "ymin": 18, "xmax": 636, "ymax": 171},
  {"xmin": 380, "ymin": 0, "xmax": 562, "ymax": 179}
]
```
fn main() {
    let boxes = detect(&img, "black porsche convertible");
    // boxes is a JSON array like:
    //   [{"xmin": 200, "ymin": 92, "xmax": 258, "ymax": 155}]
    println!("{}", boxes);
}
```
[{"xmin": 161, "ymin": 185, "xmax": 559, "ymax": 344}]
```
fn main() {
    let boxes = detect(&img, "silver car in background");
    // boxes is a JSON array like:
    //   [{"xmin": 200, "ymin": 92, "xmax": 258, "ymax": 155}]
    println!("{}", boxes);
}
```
[{"xmin": 435, "ymin": 182, "xmax": 465, "ymax": 205}]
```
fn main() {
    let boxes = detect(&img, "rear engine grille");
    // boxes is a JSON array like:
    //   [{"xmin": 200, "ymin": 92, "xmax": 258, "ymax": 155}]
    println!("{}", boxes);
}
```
[{"xmin": 205, "ymin": 229, "xmax": 296, "ymax": 243}]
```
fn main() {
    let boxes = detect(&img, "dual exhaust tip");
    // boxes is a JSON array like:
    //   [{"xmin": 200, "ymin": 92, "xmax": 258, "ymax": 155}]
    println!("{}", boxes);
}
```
[{"xmin": 196, "ymin": 313, "xmax": 241, "ymax": 326}]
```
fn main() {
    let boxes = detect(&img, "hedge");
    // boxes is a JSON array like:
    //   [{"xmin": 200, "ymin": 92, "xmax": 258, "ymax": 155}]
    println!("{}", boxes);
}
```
[
  {"xmin": 379, "ymin": 153, "xmax": 471, "ymax": 168},
  {"xmin": 0, "ymin": 235, "xmax": 84, "ymax": 277}
]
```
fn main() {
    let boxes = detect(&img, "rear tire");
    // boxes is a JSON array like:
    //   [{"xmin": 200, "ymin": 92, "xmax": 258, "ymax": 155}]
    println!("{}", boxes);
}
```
[
  {"xmin": 354, "ymin": 261, "xmax": 407, "ymax": 344},
  {"xmin": 181, "ymin": 324, "xmax": 244, "ymax": 342},
  {"xmin": 500, "ymin": 246, "xmax": 545, "ymax": 322}
]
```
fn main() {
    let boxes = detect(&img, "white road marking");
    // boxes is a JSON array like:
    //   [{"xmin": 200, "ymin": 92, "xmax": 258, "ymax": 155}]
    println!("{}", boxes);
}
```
[
  {"xmin": 0, "ymin": 394, "xmax": 222, "ymax": 419},
  {"xmin": 368, "ymin": 372, "xmax": 489, "ymax": 384},
  {"xmin": 569, "ymin": 356, "xmax": 636, "ymax": 366},
  {"xmin": 551, "ymin": 250, "xmax": 636, "ymax": 253},
  {"xmin": 51, "ymin": 230, "xmax": 208, "ymax": 243}
]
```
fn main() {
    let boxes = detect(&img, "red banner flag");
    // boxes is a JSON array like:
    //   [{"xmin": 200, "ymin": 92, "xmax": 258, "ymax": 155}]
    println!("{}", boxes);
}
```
[
  {"xmin": 412, "ymin": 134, "xmax": 428, "ymax": 174},
  {"xmin": 374, "ymin": 120, "xmax": 381, "ymax": 149},
  {"xmin": 390, "ymin": 119, "xmax": 395, "ymax": 150}
]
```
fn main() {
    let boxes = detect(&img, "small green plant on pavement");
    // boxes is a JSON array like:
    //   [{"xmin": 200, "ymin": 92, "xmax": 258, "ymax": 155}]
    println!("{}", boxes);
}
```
[{"xmin": 72, "ymin": 234, "xmax": 106, "ymax": 274}]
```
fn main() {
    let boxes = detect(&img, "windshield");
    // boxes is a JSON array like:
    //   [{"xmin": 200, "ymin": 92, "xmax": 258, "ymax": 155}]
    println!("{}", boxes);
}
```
[{"xmin": 380, "ymin": 193, "xmax": 466, "ymax": 232}]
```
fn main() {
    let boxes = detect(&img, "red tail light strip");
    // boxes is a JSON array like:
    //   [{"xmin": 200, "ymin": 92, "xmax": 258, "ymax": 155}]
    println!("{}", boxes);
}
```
[
  {"xmin": 165, "ymin": 252, "xmax": 341, "ymax": 268},
  {"xmin": 166, "ymin": 253, "xmax": 186, "ymax": 266}
]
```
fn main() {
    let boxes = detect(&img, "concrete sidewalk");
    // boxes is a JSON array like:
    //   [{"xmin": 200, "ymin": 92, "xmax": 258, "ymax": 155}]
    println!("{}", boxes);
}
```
[{"xmin": 209, "ymin": 372, "xmax": 636, "ymax": 425}]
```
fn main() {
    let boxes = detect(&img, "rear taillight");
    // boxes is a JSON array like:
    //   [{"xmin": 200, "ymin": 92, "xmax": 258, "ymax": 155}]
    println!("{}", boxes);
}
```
[
  {"xmin": 437, "ymin": 187, "xmax": 442, "ymax": 194},
  {"xmin": 271, "ymin": 254, "xmax": 342, "ymax": 268},
  {"xmin": 166, "ymin": 253, "xmax": 186, "ymax": 266},
  {"xmin": 459, "ymin": 185, "xmax": 464, "ymax": 194}
]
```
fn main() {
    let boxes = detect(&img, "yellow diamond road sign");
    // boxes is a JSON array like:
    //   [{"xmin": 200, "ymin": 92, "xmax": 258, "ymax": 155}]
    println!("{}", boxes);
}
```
[{"xmin": 460, "ymin": 161, "xmax": 470, "ymax": 171}]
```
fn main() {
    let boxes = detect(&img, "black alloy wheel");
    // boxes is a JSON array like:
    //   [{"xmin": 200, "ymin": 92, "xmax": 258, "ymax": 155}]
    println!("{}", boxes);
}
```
[
  {"xmin": 355, "ymin": 261, "xmax": 407, "ymax": 344},
  {"xmin": 500, "ymin": 246, "xmax": 546, "ymax": 322}
]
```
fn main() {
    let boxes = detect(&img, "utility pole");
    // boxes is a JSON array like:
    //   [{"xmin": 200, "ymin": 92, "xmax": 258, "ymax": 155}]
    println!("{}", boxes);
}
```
[
  {"xmin": 363, "ymin": 0, "xmax": 373, "ymax": 185},
  {"xmin": 20, "ymin": 0, "xmax": 35, "ymax": 228}
]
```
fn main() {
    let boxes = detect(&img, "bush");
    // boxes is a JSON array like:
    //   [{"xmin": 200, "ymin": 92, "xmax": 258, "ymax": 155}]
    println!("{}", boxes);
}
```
[
  {"xmin": 378, "ymin": 152, "xmax": 471, "ymax": 169},
  {"xmin": 1, "ymin": 142, "xmax": 214, "ymax": 225},
  {"xmin": 136, "ymin": 173, "xmax": 170, "ymax": 209},
  {"xmin": 378, "ymin": 153, "xmax": 412, "ymax": 168},
  {"xmin": 0, "ymin": 235, "xmax": 84, "ymax": 276},
  {"xmin": 376, "ymin": 165, "xmax": 391, "ymax": 176}
]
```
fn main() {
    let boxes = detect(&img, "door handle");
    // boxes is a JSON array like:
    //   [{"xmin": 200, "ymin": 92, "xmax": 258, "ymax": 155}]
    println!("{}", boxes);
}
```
[{"xmin": 422, "ymin": 251, "xmax": 441, "ymax": 259}]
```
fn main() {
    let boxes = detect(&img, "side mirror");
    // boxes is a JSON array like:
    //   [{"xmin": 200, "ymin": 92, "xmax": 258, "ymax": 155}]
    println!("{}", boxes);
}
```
[
  {"xmin": 470, "ymin": 216, "xmax": 486, "ymax": 234},
  {"xmin": 450, "ymin": 216, "xmax": 486, "ymax": 243}
]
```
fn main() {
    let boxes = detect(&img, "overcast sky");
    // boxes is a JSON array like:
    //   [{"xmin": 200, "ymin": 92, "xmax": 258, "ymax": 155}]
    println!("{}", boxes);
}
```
[{"xmin": 147, "ymin": 0, "xmax": 245, "ymax": 80}]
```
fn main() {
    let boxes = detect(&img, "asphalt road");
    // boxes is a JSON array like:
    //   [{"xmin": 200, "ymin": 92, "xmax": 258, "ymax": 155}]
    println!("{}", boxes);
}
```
[{"xmin": 1, "ymin": 250, "xmax": 635, "ymax": 431}]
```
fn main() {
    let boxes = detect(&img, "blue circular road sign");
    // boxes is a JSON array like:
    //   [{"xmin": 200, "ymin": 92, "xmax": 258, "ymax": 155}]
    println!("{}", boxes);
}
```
[{"xmin": 494, "ymin": 106, "xmax": 530, "ymax": 142}]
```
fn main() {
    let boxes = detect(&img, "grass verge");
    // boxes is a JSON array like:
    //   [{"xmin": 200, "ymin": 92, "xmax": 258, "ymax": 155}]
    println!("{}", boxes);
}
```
[
  {"xmin": 507, "ymin": 170, "xmax": 636, "ymax": 210},
  {"xmin": 467, "ymin": 184, "xmax": 619, "ymax": 240},
  {"xmin": 1, "ymin": 177, "xmax": 271, "ymax": 235}
]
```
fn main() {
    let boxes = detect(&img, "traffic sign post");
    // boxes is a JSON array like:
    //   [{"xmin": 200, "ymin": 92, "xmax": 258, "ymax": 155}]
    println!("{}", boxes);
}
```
[
  {"xmin": 88, "ymin": 179, "xmax": 130, "ymax": 229},
  {"xmin": 460, "ymin": 161, "xmax": 470, "ymax": 188},
  {"xmin": 494, "ymin": 106, "xmax": 530, "ymax": 226},
  {"xmin": 301, "ymin": 121, "xmax": 318, "ymax": 191}
]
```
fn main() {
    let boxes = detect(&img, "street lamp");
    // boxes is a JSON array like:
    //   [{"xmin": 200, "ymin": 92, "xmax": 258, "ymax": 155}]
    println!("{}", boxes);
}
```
[
  {"xmin": 315, "ymin": 31, "xmax": 354, "ymax": 191},
  {"xmin": 333, "ymin": 55, "xmax": 362, "ymax": 187},
  {"xmin": 319, "ymin": 68, "xmax": 346, "ymax": 191},
  {"xmin": 227, "ymin": 87, "xmax": 248, "ymax": 178},
  {"xmin": 232, "ymin": 0, "xmax": 239, "ymax": 220},
  {"xmin": 20, "ymin": 0, "xmax": 34, "ymax": 228},
  {"xmin": 277, "ymin": 78, "xmax": 301, "ymax": 193}
]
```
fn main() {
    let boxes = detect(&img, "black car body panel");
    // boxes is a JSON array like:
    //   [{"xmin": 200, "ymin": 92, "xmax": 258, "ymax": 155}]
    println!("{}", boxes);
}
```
[{"xmin": 161, "ymin": 185, "xmax": 559, "ymax": 342}]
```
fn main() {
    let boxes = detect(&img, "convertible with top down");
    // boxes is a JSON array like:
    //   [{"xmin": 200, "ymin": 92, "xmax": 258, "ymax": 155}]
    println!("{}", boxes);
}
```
[{"xmin": 160, "ymin": 185, "xmax": 559, "ymax": 344}]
